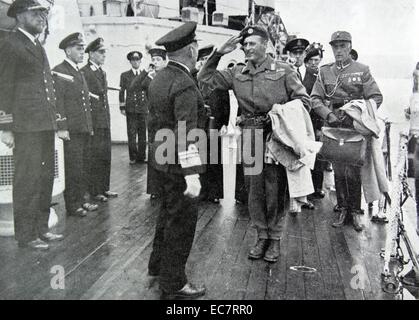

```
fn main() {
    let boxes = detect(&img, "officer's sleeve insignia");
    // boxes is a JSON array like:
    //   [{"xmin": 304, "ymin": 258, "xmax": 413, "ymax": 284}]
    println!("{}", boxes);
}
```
[
  {"xmin": 178, "ymin": 144, "xmax": 202, "ymax": 169},
  {"xmin": 52, "ymin": 71, "xmax": 74, "ymax": 83},
  {"xmin": 0, "ymin": 110, "xmax": 13, "ymax": 125}
]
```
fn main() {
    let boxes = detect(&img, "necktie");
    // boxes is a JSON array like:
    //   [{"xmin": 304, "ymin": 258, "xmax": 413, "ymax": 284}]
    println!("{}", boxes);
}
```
[{"xmin": 297, "ymin": 67, "xmax": 302, "ymax": 80}]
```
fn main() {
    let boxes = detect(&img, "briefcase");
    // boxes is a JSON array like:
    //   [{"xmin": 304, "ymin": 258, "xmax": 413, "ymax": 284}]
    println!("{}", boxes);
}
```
[{"xmin": 319, "ymin": 127, "xmax": 367, "ymax": 167}]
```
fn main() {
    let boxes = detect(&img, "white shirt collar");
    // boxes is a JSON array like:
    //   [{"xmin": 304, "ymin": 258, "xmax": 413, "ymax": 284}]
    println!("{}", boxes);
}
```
[
  {"xmin": 65, "ymin": 58, "xmax": 79, "ymax": 71},
  {"xmin": 89, "ymin": 60, "xmax": 101, "ymax": 71},
  {"xmin": 297, "ymin": 64, "xmax": 306, "ymax": 79},
  {"xmin": 132, "ymin": 68, "xmax": 141, "ymax": 75},
  {"xmin": 170, "ymin": 60, "xmax": 191, "ymax": 73},
  {"xmin": 18, "ymin": 28, "xmax": 37, "ymax": 45}
]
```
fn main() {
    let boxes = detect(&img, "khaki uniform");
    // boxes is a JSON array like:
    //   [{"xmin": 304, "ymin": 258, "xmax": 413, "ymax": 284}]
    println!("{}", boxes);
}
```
[
  {"xmin": 311, "ymin": 58, "xmax": 383, "ymax": 211},
  {"xmin": 198, "ymin": 52, "xmax": 310, "ymax": 240}
]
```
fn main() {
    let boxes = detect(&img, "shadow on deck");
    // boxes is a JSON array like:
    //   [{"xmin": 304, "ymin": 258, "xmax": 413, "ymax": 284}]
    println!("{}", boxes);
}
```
[{"xmin": 0, "ymin": 145, "xmax": 418, "ymax": 300}]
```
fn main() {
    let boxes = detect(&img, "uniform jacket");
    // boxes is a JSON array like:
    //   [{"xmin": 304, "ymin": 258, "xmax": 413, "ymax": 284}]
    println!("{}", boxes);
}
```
[
  {"xmin": 53, "ymin": 60, "xmax": 93, "ymax": 134},
  {"xmin": 148, "ymin": 61, "xmax": 206, "ymax": 177},
  {"xmin": 311, "ymin": 58, "xmax": 383, "ymax": 120},
  {"xmin": 119, "ymin": 69, "xmax": 149, "ymax": 114},
  {"xmin": 81, "ymin": 61, "xmax": 110, "ymax": 129},
  {"xmin": 302, "ymin": 67, "xmax": 324, "ymax": 132},
  {"xmin": 302, "ymin": 67, "xmax": 318, "ymax": 95},
  {"xmin": 0, "ymin": 30, "xmax": 66, "ymax": 132},
  {"xmin": 197, "ymin": 51, "xmax": 311, "ymax": 116}
]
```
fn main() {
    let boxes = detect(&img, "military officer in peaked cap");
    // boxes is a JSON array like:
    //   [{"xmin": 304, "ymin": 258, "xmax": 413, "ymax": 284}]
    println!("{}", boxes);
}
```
[
  {"xmin": 146, "ymin": 22, "xmax": 207, "ymax": 300},
  {"xmin": 119, "ymin": 51, "xmax": 148, "ymax": 165},
  {"xmin": 53, "ymin": 33, "xmax": 98, "ymax": 218},
  {"xmin": 129, "ymin": 47, "xmax": 168, "ymax": 200},
  {"xmin": 198, "ymin": 25, "xmax": 311, "ymax": 263},
  {"xmin": 81, "ymin": 37, "xmax": 118, "ymax": 203},
  {"xmin": 284, "ymin": 37, "xmax": 310, "ymax": 81},
  {"xmin": 311, "ymin": 31, "xmax": 383, "ymax": 231},
  {"xmin": 0, "ymin": 0, "xmax": 66, "ymax": 250}
]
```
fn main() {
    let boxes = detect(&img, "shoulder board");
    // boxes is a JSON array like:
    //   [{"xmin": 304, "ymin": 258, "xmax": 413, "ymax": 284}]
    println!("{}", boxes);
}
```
[{"xmin": 320, "ymin": 62, "xmax": 334, "ymax": 69}]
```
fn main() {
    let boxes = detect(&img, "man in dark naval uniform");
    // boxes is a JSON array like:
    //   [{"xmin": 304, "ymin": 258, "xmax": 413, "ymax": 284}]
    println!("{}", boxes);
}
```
[
  {"xmin": 82, "ymin": 38, "xmax": 118, "ymax": 203},
  {"xmin": 195, "ymin": 44, "xmax": 230, "ymax": 203},
  {"xmin": 198, "ymin": 26, "xmax": 311, "ymax": 263},
  {"xmin": 129, "ymin": 47, "xmax": 168, "ymax": 200},
  {"xmin": 147, "ymin": 22, "xmax": 206, "ymax": 299},
  {"xmin": 119, "ymin": 51, "xmax": 148, "ymax": 165},
  {"xmin": 53, "ymin": 32, "xmax": 98, "ymax": 217},
  {"xmin": 303, "ymin": 42, "xmax": 328, "ymax": 202},
  {"xmin": 0, "ymin": 0, "xmax": 65, "ymax": 250},
  {"xmin": 311, "ymin": 31, "xmax": 383, "ymax": 231}
]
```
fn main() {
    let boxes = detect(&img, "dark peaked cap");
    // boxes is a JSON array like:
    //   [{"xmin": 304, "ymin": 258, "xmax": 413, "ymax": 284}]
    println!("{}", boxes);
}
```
[
  {"xmin": 59, "ymin": 33, "xmax": 85, "ymax": 50},
  {"xmin": 198, "ymin": 44, "xmax": 214, "ymax": 60},
  {"xmin": 155, "ymin": 22, "xmax": 199, "ymax": 52},
  {"xmin": 284, "ymin": 38, "xmax": 309, "ymax": 53},
  {"xmin": 127, "ymin": 51, "xmax": 143, "ymax": 60},
  {"xmin": 7, "ymin": 0, "xmax": 48, "ymax": 18},
  {"xmin": 85, "ymin": 37, "xmax": 106, "ymax": 53},
  {"xmin": 148, "ymin": 48, "xmax": 167, "ymax": 59}
]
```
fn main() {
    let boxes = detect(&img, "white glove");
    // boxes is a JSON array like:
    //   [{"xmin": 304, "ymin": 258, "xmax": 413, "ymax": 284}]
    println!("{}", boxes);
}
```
[
  {"xmin": 184, "ymin": 174, "xmax": 201, "ymax": 199},
  {"xmin": 1, "ymin": 131, "xmax": 14, "ymax": 149}
]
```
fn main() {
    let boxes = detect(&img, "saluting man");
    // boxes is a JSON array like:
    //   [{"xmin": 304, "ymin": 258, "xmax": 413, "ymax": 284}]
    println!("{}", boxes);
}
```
[
  {"xmin": 198, "ymin": 25, "xmax": 311, "ymax": 263},
  {"xmin": 119, "ymin": 51, "xmax": 148, "ymax": 165},
  {"xmin": 147, "ymin": 22, "xmax": 206, "ymax": 300},
  {"xmin": 81, "ymin": 38, "xmax": 118, "ymax": 203},
  {"xmin": 0, "ymin": 0, "xmax": 66, "ymax": 250},
  {"xmin": 53, "ymin": 32, "xmax": 98, "ymax": 217},
  {"xmin": 311, "ymin": 31, "xmax": 383, "ymax": 231}
]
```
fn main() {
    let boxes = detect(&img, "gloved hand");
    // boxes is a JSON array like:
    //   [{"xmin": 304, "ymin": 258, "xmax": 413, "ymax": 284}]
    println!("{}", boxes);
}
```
[{"xmin": 326, "ymin": 113, "xmax": 340, "ymax": 127}]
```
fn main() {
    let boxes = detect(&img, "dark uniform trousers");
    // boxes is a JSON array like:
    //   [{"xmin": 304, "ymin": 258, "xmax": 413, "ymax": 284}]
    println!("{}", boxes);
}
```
[
  {"xmin": 13, "ymin": 131, "xmax": 55, "ymax": 243},
  {"xmin": 126, "ymin": 112, "xmax": 147, "ymax": 161},
  {"xmin": 148, "ymin": 171, "xmax": 198, "ymax": 292},
  {"xmin": 88, "ymin": 128, "xmax": 111, "ymax": 196},
  {"xmin": 64, "ymin": 134, "xmax": 91, "ymax": 213},
  {"xmin": 334, "ymin": 162, "xmax": 362, "ymax": 210}
]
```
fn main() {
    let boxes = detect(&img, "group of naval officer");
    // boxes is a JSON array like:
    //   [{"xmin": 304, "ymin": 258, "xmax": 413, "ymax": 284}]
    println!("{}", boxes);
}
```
[
  {"xmin": 0, "ymin": 0, "xmax": 385, "ymax": 300},
  {"xmin": 0, "ymin": 0, "xmax": 118, "ymax": 251}
]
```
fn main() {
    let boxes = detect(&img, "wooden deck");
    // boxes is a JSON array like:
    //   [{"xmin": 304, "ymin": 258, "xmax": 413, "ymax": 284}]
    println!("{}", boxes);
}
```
[{"xmin": 0, "ymin": 144, "xmax": 418, "ymax": 300}]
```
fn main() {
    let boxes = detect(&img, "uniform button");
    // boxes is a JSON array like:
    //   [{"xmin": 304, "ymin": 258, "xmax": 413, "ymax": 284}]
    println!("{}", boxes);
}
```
[
  {"xmin": 42, "ymin": 162, "xmax": 45, "ymax": 166},
  {"xmin": 85, "ymin": 109, "xmax": 87, "ymax": 111},
  {"xmin": 47, "ymin": 97, "xmax": 50, "ymax": 101},
  {"xmin": 46, "ymin": 88, "xmax": 48, "ymax": 92}
]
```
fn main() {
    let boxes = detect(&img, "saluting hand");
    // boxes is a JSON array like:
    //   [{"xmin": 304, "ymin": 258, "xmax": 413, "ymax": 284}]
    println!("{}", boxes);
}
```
[
  {"xmin": 1, "ymin": 131, "xmax": 14, "ymax": 149},
  {"xmin": 217, "ymin": 35, "xmax": 243, "ymax": 55},
  {"xmin": 184, "ymin": 174, "xmax": 201, "ymax": 199},
  {"xmin": 57, "ymin": 130, "xmax": 70, "ymax": 141}
]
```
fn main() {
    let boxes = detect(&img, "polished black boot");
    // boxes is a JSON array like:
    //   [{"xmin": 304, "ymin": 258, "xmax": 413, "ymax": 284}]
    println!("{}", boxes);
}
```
[{"xmin": 248, "ymin": 238, "xmax": 269, "ymax": 259}]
